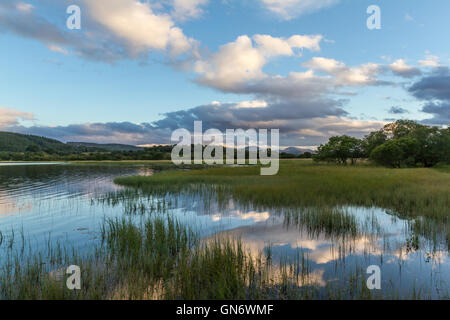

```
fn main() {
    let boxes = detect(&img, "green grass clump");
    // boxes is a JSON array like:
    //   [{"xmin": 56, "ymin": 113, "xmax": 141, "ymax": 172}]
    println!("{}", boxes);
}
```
[
  {"xmin": 115, "ymin": 160, "xmax": 449, "ymax": 244},
  {"xmin": 2, "ymin": 213, "xmax": 445, "ymax": 300}
]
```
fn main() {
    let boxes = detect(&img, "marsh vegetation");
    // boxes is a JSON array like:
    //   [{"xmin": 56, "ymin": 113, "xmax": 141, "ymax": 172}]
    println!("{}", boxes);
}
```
[{"xmin": 0, "ymin": 161, "xmax": 448, "ymax": 299}]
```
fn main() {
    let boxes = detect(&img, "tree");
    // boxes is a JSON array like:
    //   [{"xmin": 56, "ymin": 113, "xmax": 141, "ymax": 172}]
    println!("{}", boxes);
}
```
[
  {"xmin": 370, "ymin": 137, "xmax": 419, "ymax": 167},
  {"xmin": 362, "ymin": 130, "xmax": 387, "ymax": 157},
  {"xmin": 382, "ymin": 120, "xmax": 422, "ymax": 139},
  {"xmin": 370, "ymin": 140, "xmax": 404, "ymax": 168},
  {"xmin": 315, "ymin": 136, "xmax": 363, "ymax": 165}
]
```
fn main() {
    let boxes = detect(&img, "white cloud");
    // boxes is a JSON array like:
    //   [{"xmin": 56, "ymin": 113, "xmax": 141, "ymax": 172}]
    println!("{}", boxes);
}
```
[
  {"xmin": 47, "ymin": 44, "xmax": 69, "ymax": 55},
  {"xmin": 16, "ymin": 2, "xmax": 33, "ymax": 13},
  {"xmin": 194, "ymin": 34, "xmax": 323, "ymax": 90},
  {"xmin": 171, "ymin": 0, "xmax": 208, "ymax": 21},
  {"xmin": 82, "ymin": 0, "xmax": 194, "ymax": 56},
  {"xmin": 232, "ymin": 100, "xmax": 268, "ymax": 109},
  {"xmin": 418, "ymin": 54, "xmax": 440, "ymax": 67},
  {"xmin": 260, "ymin": 0, "xmax": 340, "ymax": 20},
  {"xmin": 0, "ymin": 106, "xmax": 35, "ymax": 129},
  {"xmin": 389, "ymin": 59, "xmax": 421, "ymax": 78},
  {"xmin": 253, "ymin": 34, "xmax": 322, "ymax": 57},
  {"xmin": 194, "ymin": 35, "xmax": 268, "ymax": 90},
  {"xmin": 303, "ymin": 57, "xmax": 381, "ymax": 86}
]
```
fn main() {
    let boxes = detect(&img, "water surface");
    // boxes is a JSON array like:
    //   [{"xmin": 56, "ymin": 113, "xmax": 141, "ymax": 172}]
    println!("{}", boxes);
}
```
[{"xmin": 0, "ymin": 164, "xmax": 448, "ymax": 299}]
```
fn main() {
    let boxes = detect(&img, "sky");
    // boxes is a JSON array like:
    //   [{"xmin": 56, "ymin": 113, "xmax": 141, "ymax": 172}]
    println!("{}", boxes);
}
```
[{"xmin": 0, "ymin": 0, "xmax": 449, "ymax": 147}]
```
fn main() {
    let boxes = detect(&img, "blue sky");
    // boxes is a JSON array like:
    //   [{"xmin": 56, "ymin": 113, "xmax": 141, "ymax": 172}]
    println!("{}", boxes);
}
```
[{"xmin": 0, "ymin": 0, "xmax": 449, "ymax": 146}]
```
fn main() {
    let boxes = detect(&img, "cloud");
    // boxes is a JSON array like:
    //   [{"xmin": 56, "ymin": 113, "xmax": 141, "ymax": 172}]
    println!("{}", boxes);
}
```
[
  {"xmin": 260, "ymin": 0, "xmax": 340, "ymax": 20},
  {"xmin": 388, "ymin": 106, "xmax": 409, "ymax": 115},
  {"xmin": 0, "ymin": 106, "xmax": 35, "ymax": 129},
  {"xmin": 409, "ymin": 68, "xmax": 450, "ymax": 101},
  {"xmin": 0, "ymin": 0, "xmax": 197, "ymax": 62},
  {"xmin": 9, "ymin": 122, "xmax": 172, "ymax": 145},
  {"xmin": 253, "ymin": 34, "xmax": 322, "ymax": 57},
  {"xmin": 5, "ymin": 99, "xmax": 383, "ymax": 147},
  {"xmin": 408, "ymin": 68, "xmax": 450, "ymax": 125},
  {"xmin": 389, "ymin": 59, "xmax": 421, "ymax": 78},
  {"xmin": 171, "ymin": 0, "xmax": 208, "ymax": 21},
  {"xmin": 404, "ymin": 13, "xmax": 414, "ymax": 21},
  {"xmin": 82, "ymin": 0, "xmax": 195, "ymax": 57},
  {"xmin": 151, "ymin": 100, "xmax": 383, "ymax": 146},
  {"xmin": 47, "ymin": 44, "xmax": 69, "ymax": 55},
  {"xmin": 418, "ymin": 54, "xmax": 441, "ymax": 68},
  {"xmin": 16, "ymin": 2, "xmax": 33, "ymax": 13},
  {"xmin": 194, "ymin": 35, "xmax": 268, "ymax": 90},
  {"xmin": 421, "ymin": 102, "xmax": 450, "ymax": 125},
  {"xmin": 194, "ymin": 34, "xmax": 324, "ymax": 91},
  {"xmin": 303, "ymin": 57, "xmax": 383, "ymax": 86}
]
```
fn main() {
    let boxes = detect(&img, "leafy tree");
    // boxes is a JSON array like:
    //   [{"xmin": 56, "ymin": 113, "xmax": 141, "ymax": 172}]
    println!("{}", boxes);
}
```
[
  {"xmin": 362, "ymin": 130, "xmax": 387, "ymax": 157},
  {"xmin": 315, "ymin": 136, "xmax": 363, "ymax": 165},
  {"xmin": 382, "ymin": 120, "xmax": 422, "ymax": 139},
  {"xmin": 370, "ymin": 139, "xmax": 405, "ymax": 168}
]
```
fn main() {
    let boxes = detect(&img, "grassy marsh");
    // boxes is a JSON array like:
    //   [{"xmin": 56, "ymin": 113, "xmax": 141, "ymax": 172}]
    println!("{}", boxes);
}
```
[
  {"xmin": 1, "ymin": 160, "xmax": 448, "ymax": 300},
  {"xmin": 3, "ymin": 214, "xmax": 440, "ymax": 300},
  {"xmin": 115, "ymin": 160, "xmax": 450, "ymax": 244}
]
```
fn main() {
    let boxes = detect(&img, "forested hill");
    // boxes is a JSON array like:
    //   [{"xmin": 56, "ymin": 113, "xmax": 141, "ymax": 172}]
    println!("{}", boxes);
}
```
[
  {"xmin": 0, "ymin": 131, "xmax": 78, "ymax": 153},
  {"xmin": 0, "ymin": 132, "xmax": 146, "ymax": 153},
  {"xmin": 67, "ymin": 142, "xmax": 143, "ymax": 151},
  {"xmin": 0, "ymin": 131, "xmax": 172, "ymax": 161}
]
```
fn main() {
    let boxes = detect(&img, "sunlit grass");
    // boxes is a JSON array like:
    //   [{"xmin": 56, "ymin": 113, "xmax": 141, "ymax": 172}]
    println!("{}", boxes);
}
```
[
  {"xmin": 3, "ymin": 215, "xmax": 433, "ymax": 300},
  {"xmin": 115, "ymin": 160, "xmax": 450, "ymax": 244}
]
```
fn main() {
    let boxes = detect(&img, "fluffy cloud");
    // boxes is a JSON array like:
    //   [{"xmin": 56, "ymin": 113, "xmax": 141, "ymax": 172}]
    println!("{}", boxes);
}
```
[
  {"xmin": 194, "ymin": 35, "xmax": 268, "ymax": 90},
  {"xmin": 389, "ymin": 59, "xmax": 421, "ymax": 78},
  {"xmin": 0, "ymin": 107, "xmax": 35, "ymax": 129},
  {"xmin": 409, "ymin": 68, "xmax": 450, "ymax": 124},
  {"xmin": 194, "ymin": 34, "xmax": 322, "ymax": 91},
  {"xmin": 418, "ymin": 54, "xmax": 441, "ymax": 68},
  {"xmin": 0, "ymin": 0, "xmax": 197, "ymax": 61},
  {"xmin": 260, "ymin": 0, "xmax": 340, "ymax": 20},
  {"xmin": 253, "ymin": 34, "xmax": 322, "ymax": 57},
  {"xmin": 149, "ymin": 100, "xmax": 383, "ymax": 146},
  {"xmin": 9, "ymin": 122, "xmax": 172, "ymax": 145},
  {"xmin": 171, "ymin": 0, "xmax": 208, "ymax": 21},
  {"xmin": 188, "ymin": 35, "xmax": 390, "ymax": 146},
  {"xmin": 388, "ymin": 106, "xmax": 409, "ymax": 115},
  {"xmin": 421, "ymin": 102, "xmax": 450, "ymax": 125},
  {"xmin": 303, "ymin": 57, "xmax": 382, "ymax": 86},
  {"xmin": 409, "ymin": 68, "xmax": 450, "ymax": 101},
  {"xmin": 8, "ymin": 105, "xmax": 382, "ymax": 147},
  {"xmin": 194, "ymin": 36, "xmax": 385, "ymax": 95},
  {"xmin": 83, "ymin": 0, "xmax": 194, "ymax": 56}
]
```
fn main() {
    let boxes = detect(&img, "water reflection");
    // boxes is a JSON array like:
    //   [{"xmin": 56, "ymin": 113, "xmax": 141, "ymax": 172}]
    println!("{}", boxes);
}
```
[
  {"xmin": 0, "ymin": 164, "xmax": 448, "ymax": 299},
  {"xmin": 206, "ymin": 207, "xmax": 449, "ymax": 298},
  {"xmin": 0, "ymin": 164, "xmax": 154, "ymax": 253}
]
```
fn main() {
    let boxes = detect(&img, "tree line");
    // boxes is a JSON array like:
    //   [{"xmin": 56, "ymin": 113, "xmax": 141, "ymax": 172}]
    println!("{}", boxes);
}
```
[{"xmin": 314, "ymin": 120, "xmax": 450, "ymax": 167}]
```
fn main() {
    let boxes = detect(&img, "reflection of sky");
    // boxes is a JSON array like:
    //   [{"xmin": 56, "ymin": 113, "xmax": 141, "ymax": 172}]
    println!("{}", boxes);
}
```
[
  {"xmin": 0, "ymin": 165, "xmax": 448, "ymax": 298},
  {"xmin": 0, "ymin": 165, "xmax": 155, "ymax": 254},
  {"xmin": 212, "ymin": 215, "xmax": 449, "ymax": 298}
]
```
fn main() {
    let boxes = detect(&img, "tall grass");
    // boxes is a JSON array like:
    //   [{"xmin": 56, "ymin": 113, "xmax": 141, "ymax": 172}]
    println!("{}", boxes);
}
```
[
  {"xmin": 3, "ymin": 214, "xmax": 431, "ymax": 300},
  {"xmin": 115, "ymin": 160, "xmax": 450, "ymax": 246}
]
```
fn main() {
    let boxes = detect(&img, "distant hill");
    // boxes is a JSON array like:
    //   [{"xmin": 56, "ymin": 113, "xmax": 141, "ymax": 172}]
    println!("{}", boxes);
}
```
[
  {"xmin": 67, "ymin": 142, "xmax": 143, "ymax": 152},
  {"xmin": 0, "ymin": 131, "xmax": 146, "ymax": 154},
  {"xmin": 0, "ymin": 131, "xmax": 77, "ymax": 153}
]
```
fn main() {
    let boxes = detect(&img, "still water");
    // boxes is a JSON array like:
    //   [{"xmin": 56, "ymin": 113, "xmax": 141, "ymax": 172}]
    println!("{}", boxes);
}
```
[{"xmin": 0, "ymin": 164, "xmax": 448, "ymax": 298}]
